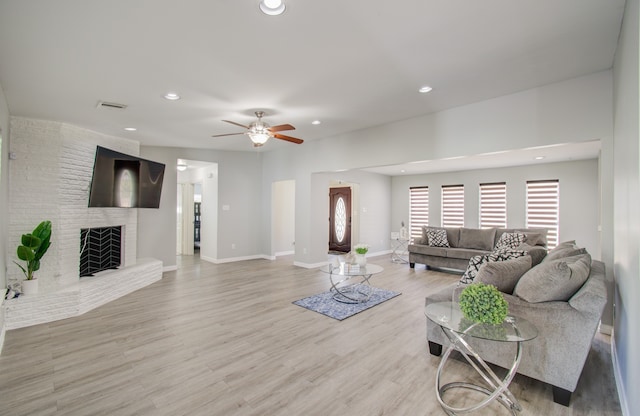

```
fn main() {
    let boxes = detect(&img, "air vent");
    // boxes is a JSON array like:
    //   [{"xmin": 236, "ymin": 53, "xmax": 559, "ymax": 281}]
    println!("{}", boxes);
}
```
[{"xmin": 96, "ymin": 101, "xmax": 127, "ymax": 110}]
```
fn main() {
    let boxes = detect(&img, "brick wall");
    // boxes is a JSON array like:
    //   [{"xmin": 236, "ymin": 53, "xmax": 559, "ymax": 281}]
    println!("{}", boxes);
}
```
[{"xmin": 8, "ymin": 117, "xmax": 139, "ymax": 293}]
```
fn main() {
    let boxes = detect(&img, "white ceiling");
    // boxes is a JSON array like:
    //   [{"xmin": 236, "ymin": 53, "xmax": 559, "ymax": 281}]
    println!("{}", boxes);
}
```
[{"xmin": 0, "ymin": 1, "xmax": 625, "ymax": 163}]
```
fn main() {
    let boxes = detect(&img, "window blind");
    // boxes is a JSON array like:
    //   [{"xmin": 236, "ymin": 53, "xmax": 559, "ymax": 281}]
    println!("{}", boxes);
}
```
[
  {"xmin": 442, "ymin": 185, "xmax": 464, "ymax": 228},
  {"xmin": 526, "ymin": 180, "xmax": 559, "ymax": 249},
  {"xmin": 479, "ymin": 182, "xmax": 507, "ymax": 229},
  {"xmin": 409, "ymin": 186, "xmax": 429, "ymax": 242}
]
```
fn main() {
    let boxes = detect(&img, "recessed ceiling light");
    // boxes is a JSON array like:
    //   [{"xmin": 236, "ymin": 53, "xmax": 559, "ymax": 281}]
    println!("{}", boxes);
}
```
[
  {"xmin": 260, "ymin": 0, "xmax": 286, "ymax": 15},
  {"xmin": 177, "ymin": 163, "xmax": 188, "ymax": 171},
  {"xmin": 418, "ymin": 86, "xmax": 433, "ymax": 93},
  {"xmin": 124, "ymin": 127, "xmax": 137, "ymax": 131},
  {"xmin": 312, "ymin": 120, "xmax": 321, "ymax": 125},
  {"xmin": 164, "ymin": 92, "xmax": 181, "ymax": 100},
  {"xmin": 535, "ymin": 156, "xmax": 545, "ymax": 160}
]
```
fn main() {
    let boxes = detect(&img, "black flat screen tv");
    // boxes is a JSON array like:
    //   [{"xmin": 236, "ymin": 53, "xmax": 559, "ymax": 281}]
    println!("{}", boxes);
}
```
[{"xmin": 88, "ymin": 146, "xmax": 165, "ymax": 208}]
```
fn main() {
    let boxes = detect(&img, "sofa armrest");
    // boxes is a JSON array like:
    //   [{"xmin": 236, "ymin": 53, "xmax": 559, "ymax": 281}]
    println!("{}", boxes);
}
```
[{"xmin": 568, "ymin": 260, "xmax": 607, "ymax": 317}]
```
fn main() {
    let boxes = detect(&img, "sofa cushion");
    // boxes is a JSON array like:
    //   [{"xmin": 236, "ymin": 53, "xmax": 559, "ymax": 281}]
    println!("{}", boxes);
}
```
[
  {"xmin": 426, "ymin": 228, "xmax": 450, "ymax": 247},
  {"xmin": 494, "ymin": 232, "xmax": 525, "ymax": 251},
  {"xmin": 459, "ymin": 228, "xmax": 496, "ymax": 251},
  {"xmin": 408, "ymin": 244, "xmax": 448, "ymax": 257},
  {"xmin": 517, "ymin": 243, "xmax": 547, "ymax": 266},
  {"xmin": 446, "ymin": 248, "xmax": 490, "ymax": 260},
  {"xmin": 475, "ymin": 255, "xmax": 532, "ymax": 294},
  {"xmin": 543, "ymin": 241, "xmax": 587, "ymax": 262},
  {"xmin": 495, "ymin": 228, "xmax": 548, "ymax": 247},
  {"xmin": 514, "ymin": 253, "xmax": 592, "ymax": 303}
]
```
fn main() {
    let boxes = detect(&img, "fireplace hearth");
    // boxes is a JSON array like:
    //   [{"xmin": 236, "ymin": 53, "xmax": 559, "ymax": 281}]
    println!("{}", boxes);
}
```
[{"xmin": 80, "ymin": 226, "xmax": 122, "ymax": 277}]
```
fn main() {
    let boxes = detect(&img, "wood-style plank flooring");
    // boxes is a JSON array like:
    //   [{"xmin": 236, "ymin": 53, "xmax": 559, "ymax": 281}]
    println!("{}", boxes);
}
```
[{"xmin": 0, "ymin": 254, "xmax": 621, "ymax": 415}]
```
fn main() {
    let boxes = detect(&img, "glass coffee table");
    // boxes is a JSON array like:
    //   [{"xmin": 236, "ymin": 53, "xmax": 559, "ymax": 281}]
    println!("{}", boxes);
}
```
[
  {"xmin": 425, "ymin": 301, "xmax": 537, "ymax": 415},
  {"xmin": 321, "ymin": 263, "xmax": 384, "ymax": 304}
]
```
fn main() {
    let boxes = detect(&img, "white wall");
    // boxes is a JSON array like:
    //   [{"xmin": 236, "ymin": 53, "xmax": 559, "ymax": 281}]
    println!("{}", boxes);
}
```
[
  {"xmin": 200, "ymin": 164, "xmax": 218, "ymax": 263},
  {"xmin": 612, "ymin": 0, "xmax": 639, "ymax": 414},
  {"xmin": 138, "ymin": 146, "xmax": 262, "ymax": 266},
  {"xmin": 261, "ymin": 71, "xmax": 613, "ymax": 266},
  {"xmin": 390, "ymin": 159, "xmax": 600, "ymax": 255},
  {"xmin": 272, "ymin": 180, "xmax": 295, "ymax": 256},
  {"xmin": 0, "ymin": 82, "xmax": 10, "ymax": 351}
]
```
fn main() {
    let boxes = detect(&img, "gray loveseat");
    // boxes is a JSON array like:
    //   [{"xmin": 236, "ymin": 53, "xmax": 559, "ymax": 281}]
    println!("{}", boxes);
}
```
[
  {"xmin": 425, "ymin": 242, "xmax": 607, "ymax": 406},
  {"xmin": 409, "ymin": 227, "xmax": 548, "ymax": 270}
]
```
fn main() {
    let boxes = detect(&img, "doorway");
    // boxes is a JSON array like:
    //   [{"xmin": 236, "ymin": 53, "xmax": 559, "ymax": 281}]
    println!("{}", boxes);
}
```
[
  {"xmin": 329, "ymin": 186, "xmax": 352, "ymax": 253},
  {"xmin": 176, "ymin": 159, "xmax": 218, "ymax": 261}
]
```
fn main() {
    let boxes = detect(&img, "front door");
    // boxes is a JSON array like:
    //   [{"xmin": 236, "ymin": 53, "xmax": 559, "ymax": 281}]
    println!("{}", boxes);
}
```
[{"xmin": 328, "ymin": 187, "xmax": 351, "ymax": 253}]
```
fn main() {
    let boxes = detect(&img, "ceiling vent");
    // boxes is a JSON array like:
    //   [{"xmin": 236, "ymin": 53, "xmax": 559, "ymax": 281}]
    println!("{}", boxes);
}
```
[{"xmin": 96, "ymin": 101, "xmax": 127, "ymax": 110}]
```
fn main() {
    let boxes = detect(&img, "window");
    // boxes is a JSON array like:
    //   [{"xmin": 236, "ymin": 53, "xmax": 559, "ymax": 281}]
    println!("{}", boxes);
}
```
[
  {"xmin": 442, "ymin": 185, "xmax": 464, "ymax": 228},
  {"xmin": 526, "ymin": 180, "xmax": 559, "ymax": 249},
  {"xmin": 409, "ymin": 186, "xmax": 429, "ymax": 242},
  {"xmin": 479, "ymin": 182, "xmax": 507, "ymax": 229}
]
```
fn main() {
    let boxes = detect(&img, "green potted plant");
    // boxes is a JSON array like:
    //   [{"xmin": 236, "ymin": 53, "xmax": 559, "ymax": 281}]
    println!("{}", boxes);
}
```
[
  {"xmin": 458, "ymin": 282, "xmax": 508, "ymax": 325},
  {"xmin": 14, "ymin": 220, "xmax": 52, "ymax": 295}
]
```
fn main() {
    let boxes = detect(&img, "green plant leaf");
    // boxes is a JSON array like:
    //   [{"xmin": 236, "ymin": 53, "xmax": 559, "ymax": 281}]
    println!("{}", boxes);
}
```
[{"xmin": 16, "ymin": 245, "xmax": 35, "ymax": 261}]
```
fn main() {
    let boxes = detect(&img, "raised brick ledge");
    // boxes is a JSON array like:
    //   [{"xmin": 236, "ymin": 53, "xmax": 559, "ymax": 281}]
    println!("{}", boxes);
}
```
[{"xmin": 4, "ymin": 258, "xmax": 163, "ymax": 330}]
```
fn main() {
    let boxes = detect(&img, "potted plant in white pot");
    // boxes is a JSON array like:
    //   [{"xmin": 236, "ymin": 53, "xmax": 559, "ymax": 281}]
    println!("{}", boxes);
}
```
[
  {"xmin": 14, "ymin": 220, "xmax": 52, "ymax": 295},
  {"xmin": 353, "ymin": 243, "xmax": 369, "ymax": 267}
]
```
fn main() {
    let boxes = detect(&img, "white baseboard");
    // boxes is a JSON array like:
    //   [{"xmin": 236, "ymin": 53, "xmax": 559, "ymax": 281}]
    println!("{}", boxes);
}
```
[
  {"xmin": 163, "ymin": 265, "xmax": 178, "ymax": 272},
  {"xmin": 611, "ymin": 330, "xmax": 630, "ymax": 416}
]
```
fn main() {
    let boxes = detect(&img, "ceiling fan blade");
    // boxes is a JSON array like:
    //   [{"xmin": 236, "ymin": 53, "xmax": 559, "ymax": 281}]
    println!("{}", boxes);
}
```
[
  {"xmin": 222, "ymin": 120, "xmax": 250, "ymax": 129},
  {"xmin": 268, "ymin": 124, "xmax": 295, "ymax": 133},
  {"xmin": 212, "ymin": 132, "xmax": 246, "ymax": 137},
  {"xmin": 273, "ymin": 133, "xmax": 303, "ymax": 144}
]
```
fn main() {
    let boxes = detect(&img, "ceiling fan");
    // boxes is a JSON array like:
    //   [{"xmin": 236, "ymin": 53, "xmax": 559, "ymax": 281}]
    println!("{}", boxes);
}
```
[{"xmin": 212, "ymin": 111, "xmax": 304, "ymax": 147}]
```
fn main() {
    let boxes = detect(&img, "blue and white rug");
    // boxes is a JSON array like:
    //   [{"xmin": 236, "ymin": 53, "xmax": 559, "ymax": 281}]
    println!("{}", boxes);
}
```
[{"xmin": 293, "ymin": 287, "xmax": 402, "ymax": 320}]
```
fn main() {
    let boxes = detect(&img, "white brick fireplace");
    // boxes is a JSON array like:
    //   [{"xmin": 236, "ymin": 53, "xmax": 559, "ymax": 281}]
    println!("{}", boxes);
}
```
[{"xmin": 4, "ymin": 117, "xmax": 162, "ymax": 329}]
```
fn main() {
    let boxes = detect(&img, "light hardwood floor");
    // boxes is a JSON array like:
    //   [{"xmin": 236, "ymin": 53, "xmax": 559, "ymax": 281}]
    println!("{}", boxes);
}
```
[{"xmin": 0, "ymin": 254, "xmax": 621, "ymax": 415}]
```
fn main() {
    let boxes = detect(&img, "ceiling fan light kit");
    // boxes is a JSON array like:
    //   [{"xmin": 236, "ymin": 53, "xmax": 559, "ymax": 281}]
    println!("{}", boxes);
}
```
[
  {"xmin": 212, "ymin": 110, "xmax": 303, "ymax": 147},
  {"xmin": 260, "ymin": 0, "xmax": 286, "ymax": 16}
]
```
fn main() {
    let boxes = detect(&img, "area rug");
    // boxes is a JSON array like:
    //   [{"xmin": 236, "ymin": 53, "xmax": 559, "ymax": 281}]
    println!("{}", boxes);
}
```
[{"xmin": 293, "ymin": 287, "xmax": 401, "ymax": 320}]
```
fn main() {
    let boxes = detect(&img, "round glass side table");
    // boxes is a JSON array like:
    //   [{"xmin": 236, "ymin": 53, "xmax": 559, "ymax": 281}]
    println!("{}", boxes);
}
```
[{"xmin": 425, "ymin": 301, "xmax": 538, "ymax": 415}]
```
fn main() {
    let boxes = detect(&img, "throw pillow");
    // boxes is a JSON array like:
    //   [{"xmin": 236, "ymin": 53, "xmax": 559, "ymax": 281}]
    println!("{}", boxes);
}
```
[
  {"xmin": 460, "ymin": 254, "xmax": 490, "ymax": 284},
  {"xmin": 516, "ymin": 243, "xmax": 547, "ymax": 266},
  {"xmin": 494, "ymin": 232, "xmax": 525, "ymax": 251},
  {"xmin": 427, "ymin": 229, "xmax": 450, "ymax": 247},
  {"xmin": 475, "ymin": 255, "xmax": 532, "ymax": 294},
  {"xmin": 514, "ymin": 253, "xmax": 592, "ymax": 303},
  {"xmin": 458, "ymin": 228, "xmax": 497, "ymax": 251},
  {"xmin": 543, "ymin": 241, "xmax": 587, "ymax": 262}
]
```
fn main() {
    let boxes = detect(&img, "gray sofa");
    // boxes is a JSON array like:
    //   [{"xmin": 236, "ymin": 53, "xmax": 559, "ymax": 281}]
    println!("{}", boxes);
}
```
[
  {"xmin": 425, "ymin": 243, "xmax": 607, "ymax": 406},
  {"xmin": 409, "ymin": 227, "xmax": 548, "ymax": 270}
]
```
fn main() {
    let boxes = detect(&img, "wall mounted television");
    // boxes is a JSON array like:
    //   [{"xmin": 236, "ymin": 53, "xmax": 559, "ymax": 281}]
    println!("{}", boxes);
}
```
[{"xmin": 88, "ymin": 146, "xmax": 165, "ymax": 208}]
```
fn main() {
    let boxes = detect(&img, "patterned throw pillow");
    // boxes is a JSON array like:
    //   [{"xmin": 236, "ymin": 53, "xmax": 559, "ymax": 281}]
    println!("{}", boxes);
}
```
[
  {"xmin": 460, "ymin": 249, "xmax": 529, "ymax": 284},
  {"xmin": 495, "ymin": 232, "xmax": 525, "ymax": 251},
  {"xmin": 427, "ymin": 229, "xmax": 450, "ymax": 248},
  {"xmin": 460, "ymin": 254, "xmax": 490, "ymax": 284}
]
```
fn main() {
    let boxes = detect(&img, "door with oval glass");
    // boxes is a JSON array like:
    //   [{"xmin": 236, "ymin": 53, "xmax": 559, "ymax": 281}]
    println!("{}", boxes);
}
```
[{"xmin": 328, "ymin": 187, "xmax": 352, "ymax": 253}]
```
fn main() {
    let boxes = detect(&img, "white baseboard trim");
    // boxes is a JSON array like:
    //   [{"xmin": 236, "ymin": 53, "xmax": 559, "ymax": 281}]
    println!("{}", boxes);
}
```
[
  {"xmin": 275, "ymin": 250, "xmax": 294, "ymax": 257},
  {"xmin": 611, "ymin": 330, "xmax": 630, "ymax": 416},
  {"xmin": 163, "ymin": 265, "xmax": 178, "ymax": 272},
  {"xmin": 202, "ymin": 254, "xmax": 267, "ymax": 264}
]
